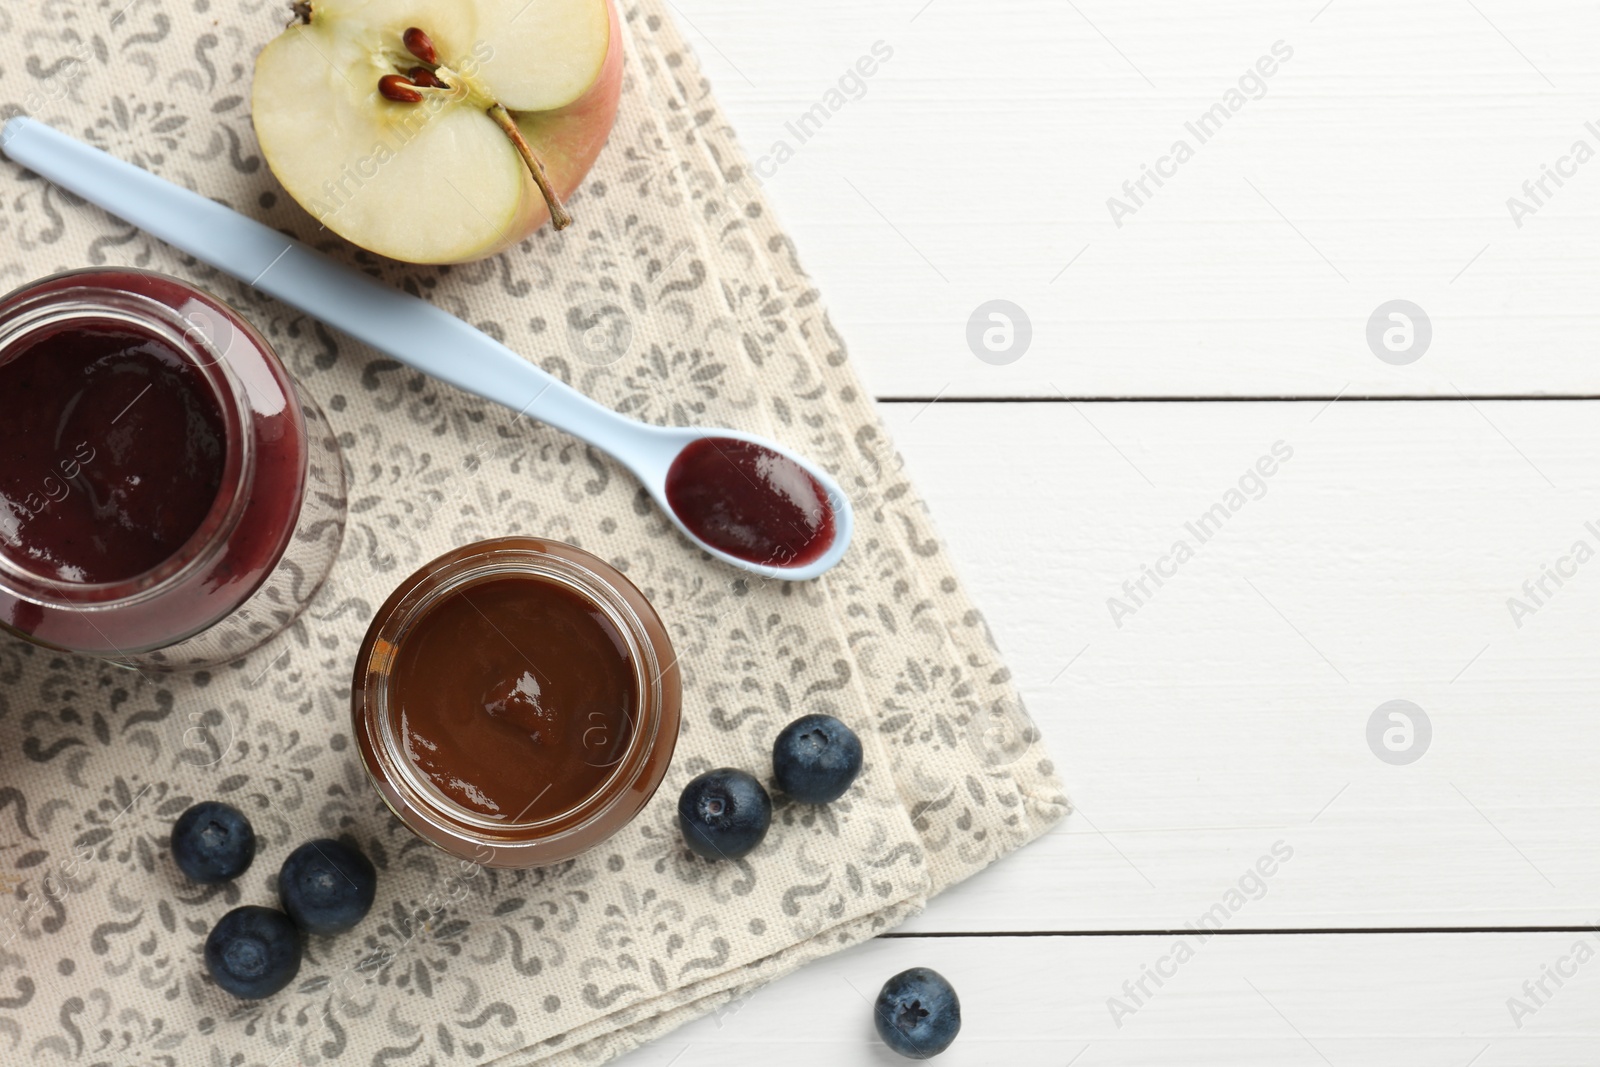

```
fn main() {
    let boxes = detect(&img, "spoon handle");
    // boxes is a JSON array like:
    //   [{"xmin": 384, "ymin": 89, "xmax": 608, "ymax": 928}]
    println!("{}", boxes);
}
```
[{"xmin": 0, "ymin": 117, "xmax": 638, "ymax": 453}]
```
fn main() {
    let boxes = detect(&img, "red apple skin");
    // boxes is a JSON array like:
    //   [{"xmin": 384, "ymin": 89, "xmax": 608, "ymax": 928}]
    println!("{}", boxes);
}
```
[{"xmin": 509, "ymin": 0, "xmax": 624, "ymax": 238}]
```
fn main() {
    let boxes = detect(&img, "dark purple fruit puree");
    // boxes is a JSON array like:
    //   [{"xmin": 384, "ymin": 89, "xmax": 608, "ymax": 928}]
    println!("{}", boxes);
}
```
[
  {"xmin": 0, "ymin": 322, "xmax": 226, "ymax": 583},
  {"xmin": 664, "ymin": 437, "xmax": 835, "ymax": 567},
  {"xmin": 0, "ymin": 269, "xmax": 319, "ymax": 660}
]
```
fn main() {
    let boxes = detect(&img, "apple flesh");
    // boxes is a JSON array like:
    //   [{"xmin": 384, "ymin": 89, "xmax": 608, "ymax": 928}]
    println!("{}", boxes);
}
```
[{"xmin": 251, "ymin": 0, "xmax": 622, "ymax": 264}]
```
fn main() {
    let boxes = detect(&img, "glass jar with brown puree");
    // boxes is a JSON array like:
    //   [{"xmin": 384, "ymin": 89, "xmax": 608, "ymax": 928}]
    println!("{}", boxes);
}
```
[{"xmin": 352, "ymin": 537, "xmax": 681, "ymax": 868}]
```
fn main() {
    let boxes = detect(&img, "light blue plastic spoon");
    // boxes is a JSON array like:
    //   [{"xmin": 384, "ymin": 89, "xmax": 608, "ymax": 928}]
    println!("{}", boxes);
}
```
[{"xmin": 0, "ymin": 116, "xmax": 851, "ymax": 580}]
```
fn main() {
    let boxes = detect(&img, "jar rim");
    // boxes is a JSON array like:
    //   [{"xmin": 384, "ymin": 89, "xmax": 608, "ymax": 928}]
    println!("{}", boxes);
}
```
[
  {"xmin": 0, "ymin": 275, "xmax": 255, "ymax": 610},
  {"xmin": 352, "ymin": 537, "xmax": 682, "ymax": 868}
]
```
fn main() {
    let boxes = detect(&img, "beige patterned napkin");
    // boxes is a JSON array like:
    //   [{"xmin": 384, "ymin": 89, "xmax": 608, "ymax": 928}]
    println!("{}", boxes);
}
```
[{"xmin": 0, "ymin": 1, "xmax": 1067, "ymax": 1063}]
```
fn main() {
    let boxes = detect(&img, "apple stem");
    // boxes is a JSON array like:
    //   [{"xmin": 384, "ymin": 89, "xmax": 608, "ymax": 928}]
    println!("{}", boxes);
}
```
[{"xmin": 487, "ymin": 103, "xmax": 573, "ymax": 231}]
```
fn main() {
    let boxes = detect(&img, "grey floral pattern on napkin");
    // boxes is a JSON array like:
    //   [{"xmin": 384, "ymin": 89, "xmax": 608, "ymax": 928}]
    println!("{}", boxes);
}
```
[{"xmin": 0, "ymin": 1, "xmax": 1067, "ymax": 1064}]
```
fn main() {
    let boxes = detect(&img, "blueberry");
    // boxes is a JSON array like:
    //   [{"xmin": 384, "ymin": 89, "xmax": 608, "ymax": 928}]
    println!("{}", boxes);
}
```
[
  {"xmin": 170, "ymin": 801, "xmax": 255, "ymax": 884},
  {"xmin": 677, "ymin": 768, "xmax": 771, "ymax": 861},
  {"xmin": 873, "ymin": 967, "xmax": 961, "ymax": 1059},
  {"xmin": 204, "ymin": 906, "xmax": 302, "ymax": 999},
  {"xmin": 277, "ymin": 838, "xmax": 377, "ymax": 935},
  {"xmin": 772, "ymin": 713, "xmax": 863, "ymax": 804}
]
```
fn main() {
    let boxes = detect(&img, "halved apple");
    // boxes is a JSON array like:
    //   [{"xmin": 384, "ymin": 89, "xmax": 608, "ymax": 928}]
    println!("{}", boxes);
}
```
[{"xmin": 251, "ymin": 0, "xmax": 622, "ymax": 264}]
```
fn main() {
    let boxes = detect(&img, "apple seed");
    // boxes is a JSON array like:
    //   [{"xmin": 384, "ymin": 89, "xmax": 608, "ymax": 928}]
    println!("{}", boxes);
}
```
[
  {"xmin": 402, "ymin": 27, "xmax": 439, "ymax": 66},
  {"xmin": 377, "ymin": 74, "xmax": 424, "ymax": 104},
  {"xmin": 408, "ymin": 66, "xmax": 449, "ymax": 90}
]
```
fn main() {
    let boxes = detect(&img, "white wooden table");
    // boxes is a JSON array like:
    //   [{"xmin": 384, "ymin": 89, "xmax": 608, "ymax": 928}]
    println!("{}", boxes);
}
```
[{"xmin": 622, "ymin": 0, "xmax": 1600, "ymax": 1062}]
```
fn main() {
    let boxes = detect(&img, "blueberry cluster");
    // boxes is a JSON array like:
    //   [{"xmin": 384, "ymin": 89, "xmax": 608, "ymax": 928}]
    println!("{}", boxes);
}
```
[
  {"xmin": 672, "ymin": 718, "xmax": 960, "ymax": 1056},
  {"xmin": 170, "ymin": 801, "xmax": 377, "ymax": 1000},
  {"xmin": 676, "ymin": 713, "xmax": 864, "ymax": 862}
]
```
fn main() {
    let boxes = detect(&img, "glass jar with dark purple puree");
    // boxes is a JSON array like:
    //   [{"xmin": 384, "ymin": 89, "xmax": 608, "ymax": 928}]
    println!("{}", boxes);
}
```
[
  {"xmin": 352, "ymin": 538, "xmax": 681, "ymax": 868},
  {"xmin": 0, "ymin": 268, "xmax": 347, "ymax": 669}
]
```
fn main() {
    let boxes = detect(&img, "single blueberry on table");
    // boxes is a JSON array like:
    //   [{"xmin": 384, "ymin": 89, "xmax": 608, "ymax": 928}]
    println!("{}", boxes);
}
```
[
  {"xmin": 874, "ymin": 967, "xmax": 961, "ymax": 1059},
  {"xmin": 170, "ymin": 801, "xmax": 256, "ymax": 884},
  {"xmin": 204, "ymin": 905, "xmax": 302, "ymax": 999},
  {"xmin": 677, "ymin": 768, "xmax": 771, "ymax": 861},
  {"xmin": 277, "ymin": 838, "xmax": 377, "ymax": 935},
  {"xmin": 772, "ymin": 713, "xmax": 863, "ymax": 804}
]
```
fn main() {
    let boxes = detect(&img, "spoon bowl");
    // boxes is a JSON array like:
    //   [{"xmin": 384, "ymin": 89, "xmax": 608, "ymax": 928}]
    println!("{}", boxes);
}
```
[{"xmin": 625, "ymin": 424, "xmax": 854, "ymax": 582}]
